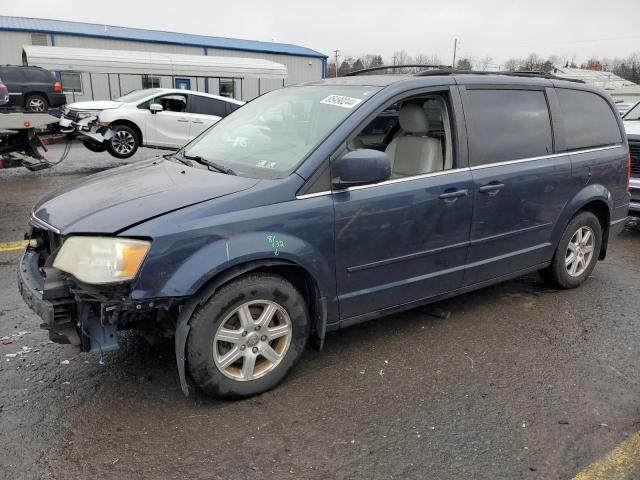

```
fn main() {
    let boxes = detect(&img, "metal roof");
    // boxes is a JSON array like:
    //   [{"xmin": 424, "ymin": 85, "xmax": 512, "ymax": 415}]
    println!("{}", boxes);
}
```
[
  {"xmin": 24, "ymin": 45, "xmax": 288, "ymax": 79},
  {"xmin": 0, "ymin": 15, "xmax": 327, "ymax": 59},
  {"xmin": 551, "ymin": 66, "xmax": 636, "ymax": 90}
]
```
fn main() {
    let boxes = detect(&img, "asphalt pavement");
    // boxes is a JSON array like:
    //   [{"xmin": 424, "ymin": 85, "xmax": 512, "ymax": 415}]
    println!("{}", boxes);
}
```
[{"xmin": 1, "ymin": 144, "xmax": 640, "ymax": 479}]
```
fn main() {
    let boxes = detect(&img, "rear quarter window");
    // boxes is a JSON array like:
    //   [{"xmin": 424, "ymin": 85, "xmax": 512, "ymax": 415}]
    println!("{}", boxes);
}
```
[
  {"xmin": 191, "ymin": 96, "xmax": 228, "ymax": 117},
  {"xmin": 556, "ymin": 88, "xmax": 622, "ymax": 151},
  {"xmin": 0, "ymin": 67, "xmax": 24, "ymax": 82},
  {"xmin": 465, "ymin": 89, "xmax": 553, "ymax": 166}
]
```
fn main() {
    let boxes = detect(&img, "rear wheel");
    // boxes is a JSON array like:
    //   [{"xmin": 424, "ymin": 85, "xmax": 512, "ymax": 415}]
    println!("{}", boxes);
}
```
[
  {"xmin": 542, "ymin": 211, "xmax": 602, "ymax": 289},
  {"xmin": 187, "ymin": 273, "xmax": 310, "ymax": 399},
  {"xmin": 106, "ymin": 125, "xmax": 139, "ymax": 159},
  {"xmin": 25, "ymin": 94, "xmax": 48, "ymax": 112}
]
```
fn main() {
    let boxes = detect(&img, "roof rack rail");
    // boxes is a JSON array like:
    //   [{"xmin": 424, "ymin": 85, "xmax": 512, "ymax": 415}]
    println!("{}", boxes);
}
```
[
  {"xmin": 413, "ymin": 68, "xmax": 585, "ymax": 83},
  {"xmin": 343, "ymin": 64, "xmax": 585, "ymax": 84},
  {"xmin": 344, "ymin": 64, "xmax": 450, "ymax": 76}
]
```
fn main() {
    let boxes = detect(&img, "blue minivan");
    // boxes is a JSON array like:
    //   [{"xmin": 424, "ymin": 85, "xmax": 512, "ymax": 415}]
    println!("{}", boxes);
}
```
[{"xmin": 19, "ymin": 71, "xmax": 631, "ymax": 398}]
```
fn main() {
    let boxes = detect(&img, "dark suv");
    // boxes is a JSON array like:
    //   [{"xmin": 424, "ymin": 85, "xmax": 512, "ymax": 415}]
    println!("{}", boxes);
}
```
[
  {"xmin": 0, "ymin": 65, "xmax": 66, "ymax": 111},
  {"xmin": 18, "ymin": 71, "xmax": 630, "ymax": 399}
]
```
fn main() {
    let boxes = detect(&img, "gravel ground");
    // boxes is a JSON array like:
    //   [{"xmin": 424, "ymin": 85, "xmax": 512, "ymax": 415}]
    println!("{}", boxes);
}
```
[{"xmin": 1, "ymin": 146, "xmax": 640, "ymax": 479}]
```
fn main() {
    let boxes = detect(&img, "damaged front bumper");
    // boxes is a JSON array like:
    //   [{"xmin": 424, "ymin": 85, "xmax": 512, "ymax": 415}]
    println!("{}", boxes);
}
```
[
  {"xmin": 59, "ymin": 114, "xmax": 114, "ymax": 144},
  {"xmin": 18, "ymin": 228, "xmax": 179, "ymax": 356},
  {"xmin": 17, "ymin": 246, "xmax": 120, "ymax": 353}
]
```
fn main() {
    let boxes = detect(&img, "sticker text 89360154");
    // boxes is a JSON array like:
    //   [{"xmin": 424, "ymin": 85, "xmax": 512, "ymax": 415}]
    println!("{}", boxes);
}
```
[{"xmin": 320, "ymin": 95, "xmax": 363, "ymax": 109}]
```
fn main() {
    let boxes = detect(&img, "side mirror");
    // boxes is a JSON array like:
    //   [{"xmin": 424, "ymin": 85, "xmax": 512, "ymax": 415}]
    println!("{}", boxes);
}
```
[
  {"xmin": 149, "ymin": 103, "xmax": 163, "ymax": 114},
  {"xmin": 332, "ymin": 149, "xmax": 391, "ymax": 189}
]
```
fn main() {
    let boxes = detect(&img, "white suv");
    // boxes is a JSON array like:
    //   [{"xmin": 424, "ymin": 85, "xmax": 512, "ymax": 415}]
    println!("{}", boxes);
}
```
[{"xmin": 60, "ymin": 88, "xmax": 244, "ymax": 158}]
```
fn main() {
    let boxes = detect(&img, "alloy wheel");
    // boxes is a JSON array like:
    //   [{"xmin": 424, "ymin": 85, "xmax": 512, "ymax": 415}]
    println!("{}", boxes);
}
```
[
  {"xmin": 111, "ymin": 130, "xmax": 135, "ymax": 155},
  {"xmin": 213, "ymin": 300, "xmax": 292, "ymax": 381},
  {"xmin": 565, "ymin": 226, "xmax": 595, "ymax": 277},
  {"xmin": 28, "ymin": 98, "xmax": 46, "ymax": 112}
]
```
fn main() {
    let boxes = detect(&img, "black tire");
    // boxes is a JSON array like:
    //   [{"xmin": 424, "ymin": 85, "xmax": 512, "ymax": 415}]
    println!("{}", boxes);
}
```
[
  {"xmin": 106, "ymin": 125, "xmax": 139, "ymax": 159},
  {"xmin": 82, "ymin": 140, "xmax": 107, "ymax": 153},
  {"xmin": 25, "ymin": 94, "xmax": 48, "ymax": 112},
  {"xmin": 542, "ymin": 211, "xmax": 602, "ymax": 289},
  {"xmin": 187, "ymin": 273, "xmax": 310, "ymax": 399}
]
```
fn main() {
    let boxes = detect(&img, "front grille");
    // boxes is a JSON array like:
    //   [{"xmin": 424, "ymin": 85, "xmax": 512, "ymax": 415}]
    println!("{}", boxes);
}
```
[
  {"xmin": 630, "ymin": 141, "xmax": 640, "ymax": 177},
  {"xmin": 63, "ymin": 109, "xmax": 80, "ymax": 121},
  {"xmin": 63, "ymin": 109, "xmax": 97, "ymax": 122}
]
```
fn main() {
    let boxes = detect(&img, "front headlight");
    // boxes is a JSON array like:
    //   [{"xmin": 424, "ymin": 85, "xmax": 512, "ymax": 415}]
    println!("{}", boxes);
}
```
[
  {"xmin": 76, "ymin": 111, "xmax": 97, "ymax": 120},
  {"xmin": 53, "ymin": 237, "xmax": 151, "ymax": 285}
]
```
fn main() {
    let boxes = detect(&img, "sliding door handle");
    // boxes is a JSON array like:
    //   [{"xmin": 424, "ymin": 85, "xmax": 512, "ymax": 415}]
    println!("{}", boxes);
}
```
[
  {"xmin": 439, "ymin": 189, "xmax": 468, "ymax": 200},
  {"xmin": 479, "ymin": 182, "xmax": 504, "ymax": 193}
]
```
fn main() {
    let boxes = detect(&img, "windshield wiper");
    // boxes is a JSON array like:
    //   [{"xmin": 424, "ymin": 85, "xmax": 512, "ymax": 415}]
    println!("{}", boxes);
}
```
[
  {"xmin": 183, "ymin": 154, "xmax": 236, "ymax": 175},
  {"xmin": 168, "ymin": 152, "xmax": 192, "ymax": 166}
]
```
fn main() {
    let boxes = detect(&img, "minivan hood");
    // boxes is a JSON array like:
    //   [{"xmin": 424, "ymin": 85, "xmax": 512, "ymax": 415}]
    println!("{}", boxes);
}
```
[
  {"xmin": 67, "ymin": 100, "xmax": 122, "ymax": 111},
  {"xmin": 32, "ymin": 158, "xmax": 259, "ymax": 234}
]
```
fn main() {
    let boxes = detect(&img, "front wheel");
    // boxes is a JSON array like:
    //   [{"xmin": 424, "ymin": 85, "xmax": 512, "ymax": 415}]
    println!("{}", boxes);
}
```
[
  {"xmin": 106, "ymin": 125, "xmax": 139, "ymax": 159},
  {"xmin": 187, "ymin": 273, "xmax": 310, "ymax": 399},
  {"xmin": 542, "ymin": 211, "xmax": 602, "ymax": 289},
  {"xmin": 82, "ymin": 140, "xmax": 106, "ymax": 153}
]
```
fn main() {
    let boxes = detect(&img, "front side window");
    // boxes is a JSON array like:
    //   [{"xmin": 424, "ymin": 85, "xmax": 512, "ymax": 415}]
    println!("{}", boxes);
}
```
[
  {"xmin": 156, "ymin": 94, "xmax": 187, "ymax": 112},
  {"xmin": 60, "ymin": 72, "xmax": 83, "ymax": 94},
  {"xmin": 556, "ymin": 88, "xmax": 622, "ymax": 150},
  {"xmin": 344, "ymin": 92, "xmax": 454, "ymax": 178},
  {"xmin": 182, "ymin": 85, "xmax": 380, "ymax": 179},
  {"xmin": 465, "ymin": 89, "xmax": 553, "ymax": 166}
]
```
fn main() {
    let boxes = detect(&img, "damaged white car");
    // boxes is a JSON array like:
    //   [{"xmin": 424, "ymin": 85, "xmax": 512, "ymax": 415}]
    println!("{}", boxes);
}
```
[{"xmin": 59, "ymin": 88, "xmax": 244, "ymax": 158}]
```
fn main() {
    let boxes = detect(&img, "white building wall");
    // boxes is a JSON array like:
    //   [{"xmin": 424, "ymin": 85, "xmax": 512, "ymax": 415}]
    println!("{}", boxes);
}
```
[
  {"xmin": 52, "ymin": 34, "xmax": 203, "ymax": 55},
  {"xmin": 0, "ymin": 30, "xmax": 325, "ymax": 102},
  {"xmin": 0, "ymin": 31, "xmax": 49, "ymax": 64}
]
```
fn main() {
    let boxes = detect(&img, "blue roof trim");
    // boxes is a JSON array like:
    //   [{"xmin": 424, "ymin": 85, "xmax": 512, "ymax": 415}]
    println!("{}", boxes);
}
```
[{"xmin": 0, "ymin": 16, "xmax": 328, "ymax": 59}]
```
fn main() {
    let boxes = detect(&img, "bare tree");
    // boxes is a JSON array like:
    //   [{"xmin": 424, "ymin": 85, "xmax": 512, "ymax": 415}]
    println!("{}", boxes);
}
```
[
  {"xmin": 504, "ymin": 58, "xmax": 520, "ymax": 71},
  {"xmin": 478, "ymin": 55, "xmax": 493, "ymax": 71},
  {"xmin": 392, "ymin": 50, "xmax": 413, "ymax": 72}
]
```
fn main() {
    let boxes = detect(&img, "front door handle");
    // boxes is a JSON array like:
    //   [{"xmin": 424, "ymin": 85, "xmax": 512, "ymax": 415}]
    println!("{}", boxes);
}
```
[
  {"xmin": 177, "ymin": 118, "xmax": 189, "ymax": 123},
  {"xmin": 192, "ymin": 120, "xmax": 204, "ymax": 124},
  {"xmin": 479, "ymin": 182, "xmax": 505, "ymax": 193},
  {"xmin": 439, "ymin": 188, "xmax": 468, "ymax": 200}
]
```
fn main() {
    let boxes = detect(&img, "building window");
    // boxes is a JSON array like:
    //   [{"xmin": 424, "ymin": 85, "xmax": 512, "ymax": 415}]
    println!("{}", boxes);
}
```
[
  {"xmin": 142, "ymin": 75, "xmax": 161, "ymax": 89},
  {"xmin": 219, "ymin": 78, "xmax": 235, "ymax": 98},
  {"xmin": 31, "ymin": 33, "xmax": 48, "ymax": 46},
  {"xmin": 60, "ymin": 72, "xmax": 83, "ymax": 94}
]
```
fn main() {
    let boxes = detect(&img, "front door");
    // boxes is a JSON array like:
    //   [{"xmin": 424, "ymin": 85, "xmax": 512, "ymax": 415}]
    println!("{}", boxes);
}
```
[
  {"xmin": 333, "ymin": 172, "xmax": 474, "ymax": 319},
  {"xmin": 145, "ymin": 93, "xmax": 191, "ymax": 148},
  {"xmin": 460, "ymin": 86, "xmax": 573, "ymax": 285},
  {"xmin": 333, "ymin": 89, "xmax": 473, "ymax": 320}
]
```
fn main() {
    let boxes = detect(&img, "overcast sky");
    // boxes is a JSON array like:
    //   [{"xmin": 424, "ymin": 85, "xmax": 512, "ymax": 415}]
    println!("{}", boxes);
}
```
[{"xmin": 4, "ymin": 0, "xmax": 640, "ymax": 67}]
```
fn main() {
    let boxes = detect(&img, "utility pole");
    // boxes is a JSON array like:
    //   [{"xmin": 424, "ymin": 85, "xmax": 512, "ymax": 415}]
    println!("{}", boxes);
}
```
[
  {"xmin": 452, "ymin": 38, "xmax": 458, "ymax": 68},
  {"xmin": 333, "ymin": 49, "xmax": 340, "ymax": 77}
]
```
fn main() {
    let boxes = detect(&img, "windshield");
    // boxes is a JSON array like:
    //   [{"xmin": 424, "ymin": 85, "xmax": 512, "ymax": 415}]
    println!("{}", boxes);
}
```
[
  {"xmin": 181, "ymin": 85, "xmax": 381, "ymax": 178},
  {"xmin": 623, "ymin": 101, "xmax": 640, "ymax": 121},
  {"xmin": 116, "ymin": 89, "xmax": 163, "ymax": 103}
]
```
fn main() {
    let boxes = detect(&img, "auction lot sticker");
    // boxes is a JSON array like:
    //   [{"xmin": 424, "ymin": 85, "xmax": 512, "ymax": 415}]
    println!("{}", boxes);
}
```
[{"xmin": 320, "ymin": 95, "xmax": 363, "ymax": 108}]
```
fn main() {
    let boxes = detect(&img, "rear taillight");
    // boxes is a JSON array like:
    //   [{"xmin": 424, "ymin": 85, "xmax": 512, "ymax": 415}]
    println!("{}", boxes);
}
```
[
  {"xmin": 0, "ymin": 83, "xmax": 7, "ymax": 94},
  {"xmin": 627, "ymin": 152, "xmax": 631, "ymax": 192},
  {"xmin": 53, "ymin": 81, "xmax": 62, "ymax": 93}
]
